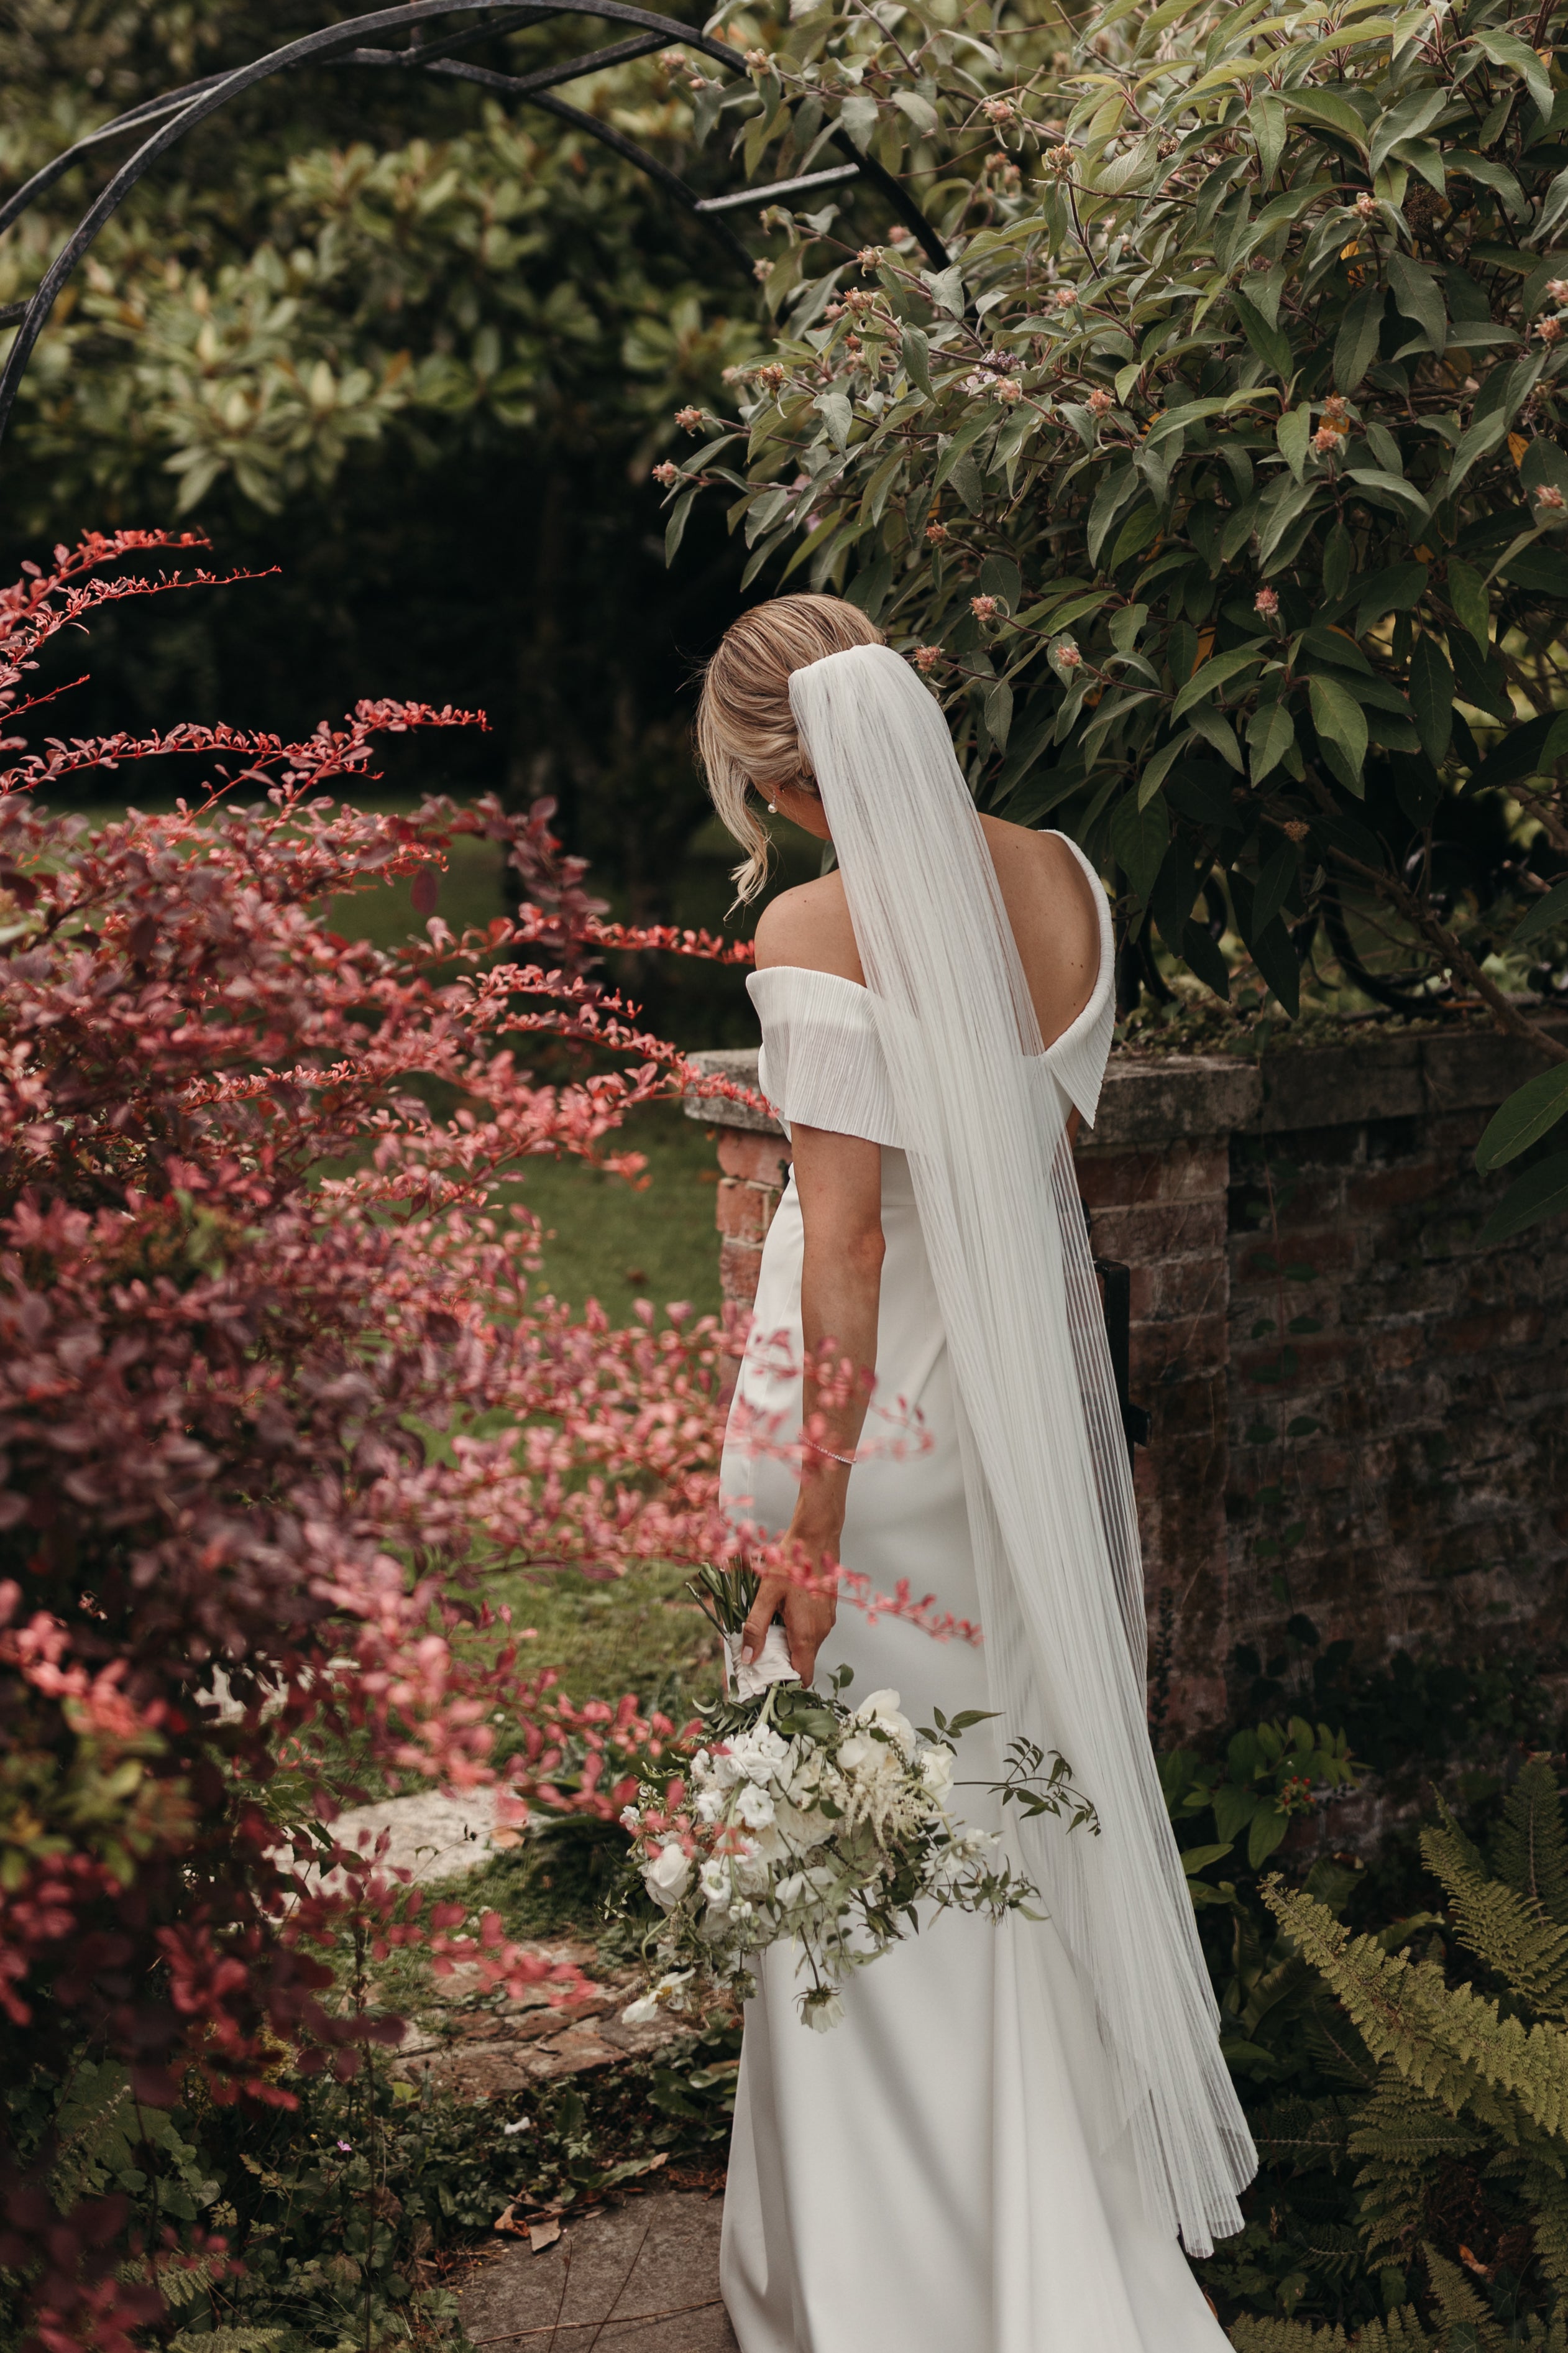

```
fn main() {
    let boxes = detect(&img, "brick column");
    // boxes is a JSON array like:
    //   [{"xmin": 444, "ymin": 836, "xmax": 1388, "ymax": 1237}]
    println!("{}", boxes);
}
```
[{"xmin": 1078, "ymin": 1059, "xmax": 1259, "ymax": 1733}]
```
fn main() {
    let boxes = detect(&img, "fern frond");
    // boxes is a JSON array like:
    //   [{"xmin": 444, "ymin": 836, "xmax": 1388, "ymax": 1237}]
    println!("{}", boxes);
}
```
[
  {"xmin": 1229, "ymin": 2311, "xmax": 1433, "ymax": 2351},
  {"xmin": 1520, "ymin": 2150, "xmax": 1568, "ymax": 2296},
  {"xmin": 168, "ymin": 2332, "xmax": 285, "ymax": 2353},
  {"xmin": 1423, "ymin": 2244, "xmax": 1510, "ymax": 2353},
  {"xmin": 1228, "ymin": 2319, "xmax": 1352, "ymax": 2351},
  {"xmin": 1423, "ymin": 1812, "xmax": 1568, "ymax": 2024},
  {"xmin": 1252, "ymin": 2094, "xmax": 1357, "ymax": 2175},
  {"xmin": 1493, "ymin": 1758, "xmax": 1568, "ymax": 1928},
  {"xmin": 1349, "ymin": 2064, "xmax": 1485, "ymax": 2267},
  {"xmin": 1264, "ymin": 1884, "xmax": 1568, "ymax": 2142}
]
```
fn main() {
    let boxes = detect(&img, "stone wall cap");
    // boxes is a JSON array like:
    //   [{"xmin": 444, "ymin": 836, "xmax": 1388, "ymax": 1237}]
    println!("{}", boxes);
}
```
[
  {"xmin": 683, "ymin": 1021, "xmax": 1568, "ymax": 1145},
  {"xmin": 1087, "ymin": 1054, "xmax": 1262, "ymax": 1148},
  {"xmin": 682, "ymin": 1047, "xmax": 781, "ymax": 1135}
]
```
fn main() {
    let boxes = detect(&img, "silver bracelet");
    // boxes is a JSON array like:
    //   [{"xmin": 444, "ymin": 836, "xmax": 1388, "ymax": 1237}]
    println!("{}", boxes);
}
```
[{"xmin": 804, "ymin": 1438, "xmax": 856, "ymax": 1468}]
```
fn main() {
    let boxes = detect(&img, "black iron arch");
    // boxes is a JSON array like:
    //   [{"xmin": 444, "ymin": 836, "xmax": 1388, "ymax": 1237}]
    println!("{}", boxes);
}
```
[{"xmin": 0, "ymin": 0, "xmax": 950, "ymax": 458}]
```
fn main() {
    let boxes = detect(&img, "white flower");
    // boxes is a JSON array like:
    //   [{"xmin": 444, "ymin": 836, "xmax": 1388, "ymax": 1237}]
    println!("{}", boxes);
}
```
[
  {"xmin": 728, "ymin": 1724, "xmax": 790, "ymax": 1783},
  {"xmin": 805, "ymin": 1993, "xmax": 845, "ymax": 2032},
  {"xmin": 620, "ymin": 1803, "xmax": 642, "ymax": 1830},
  {"xmin": 699, "ymin": 1858, "xmax": 733, "ymax": 1910},
  {"xmin": 694, "ymin": 1787, "xmax": 725, "ymax": 1825},
  {"xmin": 621, "ymin": 1968, "xmax": 692, "ymax": 2024},
  {"xmin": 919, "ymin": 1744, "xmax": 955, "ymax": 1798},
  {"xmin": 643, "ymin": 1840, "xmax": 693, "ymax": 1910},
  {"xmin": 837, "ymin": 1731, "xmax": 883, "ymax": 1778},
  {"xmin": 733, "ymin": 1783, "xmax": 777, "ymax": 1830},
  {"xmin": 852, "ymin": 1689, "xmax": 916, "ymax": 1754}
]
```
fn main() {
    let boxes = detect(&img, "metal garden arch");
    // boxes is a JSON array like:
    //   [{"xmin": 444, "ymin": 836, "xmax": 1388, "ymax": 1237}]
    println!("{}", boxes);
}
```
[{"xmin": 0, "ymin": 0, "xmax": 951, "ymax": 454}]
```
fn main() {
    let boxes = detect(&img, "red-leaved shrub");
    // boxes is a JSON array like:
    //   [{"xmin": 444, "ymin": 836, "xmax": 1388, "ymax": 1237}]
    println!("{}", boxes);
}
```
[{"xmin": 0, "ymin": 534, "xmax": 771, "ymax": 2345}]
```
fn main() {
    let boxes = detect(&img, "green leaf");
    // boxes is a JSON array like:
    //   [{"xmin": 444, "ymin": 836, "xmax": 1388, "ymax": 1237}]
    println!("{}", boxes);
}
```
[
  {"xmin": 664, "ymin": 486, "xmax": 697, "ymax": 565},
  {"xmin": 1136, "ymin": 733, "xmax": 1191, "ymax": 809},
  {"xmin": 1308, "ymin": 673, "xmax": 1369, "ymax": 782},
  {"xmin": 1449, "ymin": 629, "xmax": 1515, "ymax": 725},
  {"xmin": 1249, "ymin": 1807, "xmax": 1291, "ymax": 1869},
  {"xmin": 891, "ymin": 89, "xmax": 940, "ymax": 137},
  {"xmin": 1449, "ymin": 150, "xmax": 1529, "ymax": 223},
  {"xmin": 1110, "ymin": 790, "xmax": 1171, "ymax": 901},
  {"xmin": 984, "ymin": 675, "xmax": 1014, "ymax": 752},
  {"xmin": 1173, "ymin": 640, "xmax": 1267, "ymax": 720},
  {"xmin": 1187, "ymin": 701, "xmax": 1244, "ymax": 770},
  {"xmin": 1386, "ymin": 250, "xmax": 1447, "ymax": 354},
  {"xmin": 1537, "ymin": 165, "xmax": 1568, "ymax": 246},
  {"xmin": 1447, "ymin": 557, "xmax": 1490, "ymax": 651},
  {"xmin": 1232, "ymin": 871, "xmax": 1302, "ymax": 1015},
  {"xmin": 1354, "ymin": 562, "xmax": 1428, "ymax": 636},
  {"xmin": 1248, "ymin": 700, "xmax": 1295, "ymax": 783},
  {"xmin": 1252, "ymin": 838, "xmax": 1298, "ymax": 935},
  {"xmin": 1345, "ymin": 467, "xmax": 1430, "ymax": 525},
  {"xmin": 900, "ymin": 327, "xmax": 932, "ymax": 396},
  {"xmin": 1288, "ymin": 89, "xmax": 1370, "ymax": 152},
  {"xmin": 976, "ymin": 553, "xmax": 1024, "ymax": 612},
  {"xmin": 816, "ymin": 390, "xmax": 853, "ymax": 448},
  {"xmin": 1277, "ymin": 406, "xmax": 1311, "ymax": 482},
  {"xmin": 1408, "ymin": 632, "xmax": 1454, "ymax": 766},
  {"xmin": 1475, "ymin": 1062, "xmax": 1568, "ymax": 1170},
  {"xmin": 1516, "ymin": 877, "xmax": 1568, "ymax": 947},
  {"xmin": 1323, "ymin": 522, "xmax": 1353, "ymax": 602},
  {"xmin": 838, "ymin": 91, "xmax": 879, "ymax": 153},
  {"xmin": 1107, "ymin": 502, "xmax": 1162, "ymax": 569},
  {"xmin": 1181, "ymin": 917, "xmax": 1232, "ymax": 1000},
  {"xmin": 1232, "ymin": 290, "xmax": 1293, "ymax": 380},
  {"xmin": 1368, "ymin": 87, "xmax": 1448, "ymax": 180},
  {"xmin": 1469, "ymin": 28, "xmax": 1554, "ymax": 121},
  {"xmin": 1479, "ymin": 1148, "xmax": 1568, "ymax": 1243},
  {"xmin": 1334, "ymin": 287, "xmax": 1386, "ymax": 391},
  {"xmin": 1254, "ymin": 94, "xmax": 1287, "ymax": 183},
  {"xmin": 1467, "ymin": 710, "xmax": 1557, "ymax": 791}
]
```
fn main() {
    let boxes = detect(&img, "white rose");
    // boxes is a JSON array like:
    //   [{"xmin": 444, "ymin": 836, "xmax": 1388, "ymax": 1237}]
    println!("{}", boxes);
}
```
[
  {"xmin": 733, "ymin": 1783, "xmax": 776, "ymax": 1830},
  {"xmin": 837, "ymin": 1732, "xmax": 880, "ymax": 1777},
  {"xmin": 853, "ymin": 1689, "xmax": 916, "ymax": 1754},
  {"xmin": 919, "ymin": 1744, "xmax": 955, "ymax": 1798},
  {"xmin": 642, "ymin": 1841, "xmax": 692, "ymax": 1910}
]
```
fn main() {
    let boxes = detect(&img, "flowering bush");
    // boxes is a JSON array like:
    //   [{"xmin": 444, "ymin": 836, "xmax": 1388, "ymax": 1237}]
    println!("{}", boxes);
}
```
[
  {"xmin": 674, "ymin": 0, "xmax": 1568, "ymax": 1236},
  {"xmin": 0, "ymin": 530, "xmax": 795, "ymax": 2347}
]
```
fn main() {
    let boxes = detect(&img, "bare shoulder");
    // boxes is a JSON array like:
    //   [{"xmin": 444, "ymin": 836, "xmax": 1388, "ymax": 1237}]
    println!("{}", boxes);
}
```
[
  {"xmin": 752, "ymin": 872, "xmax": 865, "ymax": 984},
  {"xmin": 978, "ymin": 815, "xmax": 1104, "ymax": 1045}
]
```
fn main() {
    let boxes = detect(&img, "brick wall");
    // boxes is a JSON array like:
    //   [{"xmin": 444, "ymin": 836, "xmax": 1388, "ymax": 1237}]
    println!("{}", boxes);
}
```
[{"xmin": 685, "ymin": 1029, "xmax": 1568, "ymax": 1736}]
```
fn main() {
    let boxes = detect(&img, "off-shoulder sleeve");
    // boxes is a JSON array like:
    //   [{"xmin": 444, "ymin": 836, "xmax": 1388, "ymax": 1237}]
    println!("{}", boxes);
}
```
[
  {"xmin": 747, "ymin": 965, "xmax": 902, "ymax": 1147},
  {"xmin": 1038, "ymin": 832, "xmax": 1116, "ymax": 1131}
]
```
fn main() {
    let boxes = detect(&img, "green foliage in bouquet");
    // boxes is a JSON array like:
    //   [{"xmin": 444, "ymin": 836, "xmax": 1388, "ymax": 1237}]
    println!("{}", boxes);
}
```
[
  {"xmin": 1222, "ymin": 1755, "xmax": 1568, "ymax": 2347},
  {"xmin": 678, "ymin": 0, "xmax": 1568, "ymax": 1235}
]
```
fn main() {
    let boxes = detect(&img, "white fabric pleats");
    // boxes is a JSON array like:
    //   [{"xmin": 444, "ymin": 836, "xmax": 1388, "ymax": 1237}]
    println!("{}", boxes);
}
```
[{"xmin": 780, "ymin": 644, "xmax": 1255, "ymax": 2258}]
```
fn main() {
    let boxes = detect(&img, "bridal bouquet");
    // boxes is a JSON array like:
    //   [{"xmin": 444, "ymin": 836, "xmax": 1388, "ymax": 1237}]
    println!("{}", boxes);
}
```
[{"xmin": 615, "ymin": 1566, "xmax": 1096, "ymax": 2031}]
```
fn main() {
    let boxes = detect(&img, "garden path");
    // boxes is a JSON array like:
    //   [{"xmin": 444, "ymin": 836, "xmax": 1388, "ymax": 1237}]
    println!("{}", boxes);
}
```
[
  {"xmin": 459, "ymin": 2194, "xmax": 736, "ymax": 2353},
  {"xmin": 331, "ymin": 1786, "xmax": 685, "ymax": 2092}
]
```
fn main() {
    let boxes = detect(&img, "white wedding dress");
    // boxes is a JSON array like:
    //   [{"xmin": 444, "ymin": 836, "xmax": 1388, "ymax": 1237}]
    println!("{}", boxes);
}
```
[{"xmin": 716, "ymin": 837, "xmax": 1235, "ymax": 2353}]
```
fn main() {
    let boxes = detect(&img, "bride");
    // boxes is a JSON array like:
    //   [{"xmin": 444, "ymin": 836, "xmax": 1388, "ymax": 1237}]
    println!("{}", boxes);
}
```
[{"xmin": 694, "ymin": 595, "xmax": 1254, "ymax": 2353}]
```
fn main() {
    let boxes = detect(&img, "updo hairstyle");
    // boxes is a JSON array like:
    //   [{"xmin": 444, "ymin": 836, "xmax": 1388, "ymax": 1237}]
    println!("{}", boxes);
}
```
[{"xmin": 695, "ymin": 593, "xmax": 883, "ymax": 905}]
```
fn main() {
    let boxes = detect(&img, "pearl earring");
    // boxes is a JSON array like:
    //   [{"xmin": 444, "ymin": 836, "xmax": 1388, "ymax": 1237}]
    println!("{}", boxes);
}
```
[{"xmin": 767, "ymin": 801, "xmax": 777, "ymax": 813}]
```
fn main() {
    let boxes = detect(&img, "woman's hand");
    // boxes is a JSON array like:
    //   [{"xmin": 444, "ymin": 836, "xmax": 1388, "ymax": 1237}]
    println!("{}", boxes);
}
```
[{"xmin": 740, "ymin": 1562, "xmax": 838, "ymax": 1687}]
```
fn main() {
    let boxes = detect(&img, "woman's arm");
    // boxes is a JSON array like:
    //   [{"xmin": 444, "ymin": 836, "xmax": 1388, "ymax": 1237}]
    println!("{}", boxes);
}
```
[{"xmin": 739, "ymin": 1121, "xmax": 884, "ymax": 1686}]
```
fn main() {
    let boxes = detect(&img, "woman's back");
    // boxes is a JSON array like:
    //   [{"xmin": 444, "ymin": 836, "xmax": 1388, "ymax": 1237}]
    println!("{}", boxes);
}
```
[{"xmin": 752, "ymin": 816, "xmax": 1103, "ymax": 1052}]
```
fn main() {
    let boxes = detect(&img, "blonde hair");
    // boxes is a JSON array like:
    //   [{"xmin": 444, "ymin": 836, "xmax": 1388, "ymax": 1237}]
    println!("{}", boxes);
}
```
[{"xmin": 696, "ymin": 594, "xmax": 884, "ymax": 905}]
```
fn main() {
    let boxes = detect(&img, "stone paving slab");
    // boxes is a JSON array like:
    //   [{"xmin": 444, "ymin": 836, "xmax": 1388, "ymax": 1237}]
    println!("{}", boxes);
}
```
[{"xmin": 459, "ymin": 2193, "xmax": 738, "ymax": 2353}]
